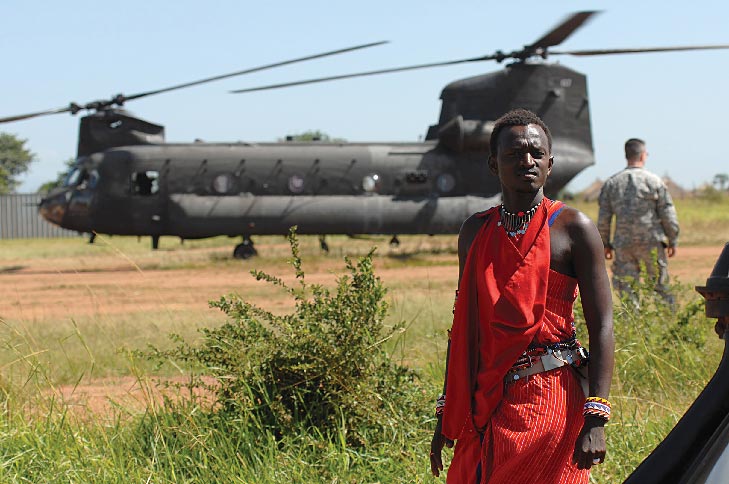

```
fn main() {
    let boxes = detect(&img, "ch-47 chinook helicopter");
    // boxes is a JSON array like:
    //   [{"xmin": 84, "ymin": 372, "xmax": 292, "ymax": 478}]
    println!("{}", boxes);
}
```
[{"xmin": 3, "ymin": 11, "xmax": 729, "ymax": 258}]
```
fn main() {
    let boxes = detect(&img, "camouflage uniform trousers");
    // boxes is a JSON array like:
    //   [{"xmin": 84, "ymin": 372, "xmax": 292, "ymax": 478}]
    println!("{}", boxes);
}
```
[{"xmin": 612, "ymin": 244, "xmax": 675, "ymax": 306}]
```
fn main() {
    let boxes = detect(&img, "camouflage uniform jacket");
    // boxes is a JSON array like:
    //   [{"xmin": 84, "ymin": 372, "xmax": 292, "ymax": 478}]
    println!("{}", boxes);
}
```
[{"xmin": 597, "ymin": 166, "xmax": 680, "ymax": 249}]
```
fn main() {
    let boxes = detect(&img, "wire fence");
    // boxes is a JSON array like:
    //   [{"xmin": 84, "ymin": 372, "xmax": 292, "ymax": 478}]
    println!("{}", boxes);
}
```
[{"xmin": 0, "ymin": 194, "xmax": 80, "ymax": 239}]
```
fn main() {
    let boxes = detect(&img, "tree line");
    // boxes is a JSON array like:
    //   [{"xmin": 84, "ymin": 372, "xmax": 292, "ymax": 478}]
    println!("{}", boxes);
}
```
[{"xmin": 0, "ymin": 132, "xmax": 34, "ymax": 194}]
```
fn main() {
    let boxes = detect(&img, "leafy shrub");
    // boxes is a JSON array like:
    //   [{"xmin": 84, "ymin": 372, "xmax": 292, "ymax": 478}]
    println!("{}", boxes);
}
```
[{"xmin": 143, "ymin": 227, "xmax": 423, "ymax": 445}]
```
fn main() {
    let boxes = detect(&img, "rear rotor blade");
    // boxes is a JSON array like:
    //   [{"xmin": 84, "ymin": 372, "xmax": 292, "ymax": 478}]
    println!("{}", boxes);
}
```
[
  {"xmin": 529, "ymin": 11, "xmax": 600, "ymax": 49},
  {"xmin": 124, "ymin": 41, "xmax": 389, "ymax": 102},
  {"xmin": 550, "ymin": 44, "xmax": 729, "ymax": 56},
  {"xmin": 230, "ymin": 11, "xmax": 602, "ymax": 94},
  {"xmin": 231, "ymin": 54, "xmax": 500, "ymax": 94}
]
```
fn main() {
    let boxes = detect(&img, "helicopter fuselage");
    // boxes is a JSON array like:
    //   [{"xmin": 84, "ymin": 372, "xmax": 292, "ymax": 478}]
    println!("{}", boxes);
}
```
[
  {"xmin": 40, "ymin": 135, "xmax": 592, "ymax": 240},
  {"xmin": 38, "ymin": 62, "xmax": 597, "ymax": 250}
]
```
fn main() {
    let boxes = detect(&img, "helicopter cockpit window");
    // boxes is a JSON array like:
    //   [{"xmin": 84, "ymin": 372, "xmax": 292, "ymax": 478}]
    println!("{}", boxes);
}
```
[
  {"xmin": 212, "ymin": 173, "xmax": 235, "ymax": 194},
  {"xmin": 87, "ymin": 170, "xmax": 99, "ymax": 188},
  {"xmin": 132, "ymin": 171, "xmax": 159, "ymax": 196},
  {"xmin": 64, "ymin": 166, "xmax": 95, "ymax": 189},
  {"xmin": 64, "ymin": 168, "xmax": 83, "ymax": 187}
]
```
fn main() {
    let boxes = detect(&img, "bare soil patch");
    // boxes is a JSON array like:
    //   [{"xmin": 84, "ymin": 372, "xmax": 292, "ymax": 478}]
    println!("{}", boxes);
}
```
[
  {"xmin": 0, "ymin": 259, "xmax": 457, "ymax": 322},
  {"xmin": 43, "ymin": 375, "xmax": 217, "ymax": 419},
  {"xmin": 1, "ymin": 245, "xmax": 717, "ymax": 322}
]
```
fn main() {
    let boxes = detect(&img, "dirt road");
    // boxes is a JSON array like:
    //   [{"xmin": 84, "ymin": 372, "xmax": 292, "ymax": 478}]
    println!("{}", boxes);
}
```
[{"xmin": 2, "ymin": 245, "xmax": 722, "ymax": 323}]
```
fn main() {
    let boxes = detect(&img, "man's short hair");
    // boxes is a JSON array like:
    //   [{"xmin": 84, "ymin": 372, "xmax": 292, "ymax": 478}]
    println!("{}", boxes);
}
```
[
  {"xmin": 489, "ymin": 108, "xmax": 553, "ymax": 158},
  {"xmin": 625, "ymin": 138, "xmax": 646, "ymax": 160}
]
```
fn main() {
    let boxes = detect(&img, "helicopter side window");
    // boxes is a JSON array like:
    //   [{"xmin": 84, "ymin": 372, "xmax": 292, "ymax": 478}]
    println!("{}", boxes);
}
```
[
  {"xmin": 132, "ymin": 170, "xmax": 159, "ymax": 196},
  {"xmin": 288, "ymin": 174, "xmax": 305, "ymax": 194},
  {"xmin": 436, "ymin": 173, "xmax": 456, "ymax": 193},
  {"xmin": 212, "ymin": 173, "xmax": 236, "ymax": 194},
  {"xmin": 362, "ymin": 174, "xmax": 381, "ymax": 193}
]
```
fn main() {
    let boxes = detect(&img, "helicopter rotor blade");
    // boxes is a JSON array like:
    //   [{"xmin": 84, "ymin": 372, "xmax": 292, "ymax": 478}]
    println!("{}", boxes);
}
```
[
  {"xmin": 230, "ymin": 54, "xmax": 501, "ymax": 94},
  {"xmin": 549, "ymin": 44, "xmax": 729, "ymax": 57},
  {"xmin": 123, "ymin": 41, "xmax": 389, "ymax": 102},
  {"xmin": 529, "ymin": 11, "xmax": 600, "ymax": 49},
  {"xmin": 230, "ymin": 11, "xmax": 602, "ymax": 94},
  {"xmin": 0, "ymin": 106, "xmax": 75, "ymax": 124},
  {"xmin": 0, "ymin": 41, "xmax": 388, "ymax": 124}
]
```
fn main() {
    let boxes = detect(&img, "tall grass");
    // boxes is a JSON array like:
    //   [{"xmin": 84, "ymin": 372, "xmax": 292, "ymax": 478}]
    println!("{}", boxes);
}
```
[
  {"xmin": 2, "ymin": 286, "xmax": 718, "ymax": 482},
  {"xmin": 569, "ymin": 192, "xmax": 729, "ymax": 246},
  {"xmin": 573, "ymin": 274, "xmax": 721, "ymax": 481},
  {"xmin": 0, "ymin": 228, "xmax": 726, "ymax": 482}
]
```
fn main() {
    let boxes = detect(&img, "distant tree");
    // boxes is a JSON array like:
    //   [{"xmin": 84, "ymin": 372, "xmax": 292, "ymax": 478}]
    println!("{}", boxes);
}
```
[
  {"xmin": 280, "ymin": 130, "xmax": 346, "ymax": 143},
  {"xmin": 713, "ymin": 173, "xmax": 729, "ymax": 191},
  {"xmin": 0, "ymin": 132, "xmax": 35, "ymax": 194},
  {"xmin": 38, "ymin": 157, "xmax": 76, "ymax": 194}
]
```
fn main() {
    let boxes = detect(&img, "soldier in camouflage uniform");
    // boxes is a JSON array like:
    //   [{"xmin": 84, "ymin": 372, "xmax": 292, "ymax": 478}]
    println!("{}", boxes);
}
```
[{"xmin": 597, "ymin": 138, "xmax": 680, "ymax": 305}]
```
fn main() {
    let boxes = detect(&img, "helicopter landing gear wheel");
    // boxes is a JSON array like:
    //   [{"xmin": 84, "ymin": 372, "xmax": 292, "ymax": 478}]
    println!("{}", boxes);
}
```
[
  {"xmin": 233, "ymin": 237, "xmax": 257, "ymax": 259},
  {"xmin": 389, "ymin": 235, "xmax": 400, "ymax": 247},
  {"xmin": 319, "ymin": 235, "xmax": 329, "ymax": 253}
]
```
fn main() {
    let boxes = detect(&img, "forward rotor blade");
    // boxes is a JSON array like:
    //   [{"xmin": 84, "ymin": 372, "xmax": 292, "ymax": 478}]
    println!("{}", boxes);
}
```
[
  {"xmin": 530, "ymin": 11, "xmax": 600, "ymax": 49},
  {"xmin": 0, "ymin": 106, "xmax": 73, "ymax": 124},
  {"xmin": 0, "ymin": 41, "xmax": 388, "ymax": 124},
  {"xmin": 124, "ymin": 41, "xmax": 389, "ymax": 102},
  {"xmin": 231, "ymin": 54, "xmax": 498, "ymax": 94},
  {"xmin": 550, "ymin": 44, "xmax": 729, "ymax": 56}
]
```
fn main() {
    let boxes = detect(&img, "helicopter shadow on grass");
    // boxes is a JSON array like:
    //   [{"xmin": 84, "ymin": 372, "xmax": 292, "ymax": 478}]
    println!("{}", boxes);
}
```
[
  {"xmin": 0, "ymin": 265, "xmax": 26, "ymax": 274},
  {"xmin": 385, "ymin": 245, "xmax": 457, "ymax": 262}
]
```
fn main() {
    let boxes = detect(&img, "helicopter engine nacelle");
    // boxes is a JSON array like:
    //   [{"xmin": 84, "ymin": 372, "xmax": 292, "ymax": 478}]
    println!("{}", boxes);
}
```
[
  {"xmin": 436, "ymin": 115, "xmax": 493, "ymax": 153},
  {"xmin": 77, "ymin": 110, "xmax": 166, "ymax": 157}
]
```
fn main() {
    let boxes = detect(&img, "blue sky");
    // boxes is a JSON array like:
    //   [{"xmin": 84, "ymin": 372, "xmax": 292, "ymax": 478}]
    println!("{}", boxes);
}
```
[{"xmin": 3, "ymin": 0, "xmax": 729, "ymax": 192}]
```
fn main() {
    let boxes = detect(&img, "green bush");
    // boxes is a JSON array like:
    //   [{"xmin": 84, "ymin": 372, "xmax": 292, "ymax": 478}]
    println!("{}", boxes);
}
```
[{"xmin": 143, "ymin": 227, "xmax": 424, "ymax": 446}]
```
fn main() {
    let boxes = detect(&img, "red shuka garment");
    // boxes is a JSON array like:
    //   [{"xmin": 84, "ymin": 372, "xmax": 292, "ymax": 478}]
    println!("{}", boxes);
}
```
[{"xmin": 443, "ymin": 199, "xmax": 589, "ymax": 484}]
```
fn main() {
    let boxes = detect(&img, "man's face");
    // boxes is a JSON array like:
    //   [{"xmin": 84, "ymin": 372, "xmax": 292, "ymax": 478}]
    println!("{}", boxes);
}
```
[{"xmin": 489, "ymin": 123, "xmax": 553, "ymax": 193}]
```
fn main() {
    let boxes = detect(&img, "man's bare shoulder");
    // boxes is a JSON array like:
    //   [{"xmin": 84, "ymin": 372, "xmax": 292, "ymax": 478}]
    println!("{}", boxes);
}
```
[
  {"xmin": 554, "ymin": 206, "xmax": 598, "ymax": 241},
  {"xmin": 459, "ymin": 212, "xmax": 487, "ymax": 239}
]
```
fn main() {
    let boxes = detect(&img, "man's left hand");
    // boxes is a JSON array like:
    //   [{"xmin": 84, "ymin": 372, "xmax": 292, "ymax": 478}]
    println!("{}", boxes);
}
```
[
  {"xmin": 667, "ymin": 246, "xmax": 676, "ymax": 258},
  {"xmin": 430, "ymin": 417, "xmax": 453, "ymax": 477},
  {"xmin": 572, "ymin": 417, "xmax": 607, "ymax": 470}
]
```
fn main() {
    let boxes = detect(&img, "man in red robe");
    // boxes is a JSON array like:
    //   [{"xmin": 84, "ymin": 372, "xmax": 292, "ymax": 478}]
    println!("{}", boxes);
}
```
[{"xmin": 430, "ymin": 109, "xmax": 614, "ymax": 483}]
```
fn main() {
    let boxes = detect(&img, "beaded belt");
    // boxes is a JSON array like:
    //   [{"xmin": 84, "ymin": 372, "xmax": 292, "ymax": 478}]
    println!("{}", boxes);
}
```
[{"xmin": 505, "ymin": 347, "xmax": 588, "ymax": 384}]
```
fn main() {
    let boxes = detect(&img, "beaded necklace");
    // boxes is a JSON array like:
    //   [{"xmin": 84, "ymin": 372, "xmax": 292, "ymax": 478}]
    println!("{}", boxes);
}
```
[{"xmin": 497, "ymin": 199, "xmax": 543, "ymax": 237}]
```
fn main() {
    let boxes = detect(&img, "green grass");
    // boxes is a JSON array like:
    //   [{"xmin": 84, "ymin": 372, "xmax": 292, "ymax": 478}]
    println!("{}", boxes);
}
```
[
  {"xmin": 0, "ymin": 229, "xmax": 726, "ymax": 482},
  {"xmin": 0, "ymin": 233, "xmax": 457, "ymax": 265},
  {"xmin": 569, "ymin": 193, "xmax": 729, "ymax": 246}
]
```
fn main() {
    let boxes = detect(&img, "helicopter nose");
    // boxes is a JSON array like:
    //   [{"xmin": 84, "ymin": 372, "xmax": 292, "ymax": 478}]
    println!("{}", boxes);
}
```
[{"xmin": 38, "ymin": 190, "xmax": 69, "ymax": 226}]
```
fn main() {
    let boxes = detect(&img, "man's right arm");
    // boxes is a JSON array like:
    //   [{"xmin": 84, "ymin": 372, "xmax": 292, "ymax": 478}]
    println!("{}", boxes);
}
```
[
  {"xmin": 657, "ymin": 184, "xmax": 679, "ymax": 249},
  {"xmin": 430, "ymin": 213, "xmax": 482, "ymax": 477},
  {"xmin": 597, "ymin": 183, "xmax": 613, "ymax": 259}
]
